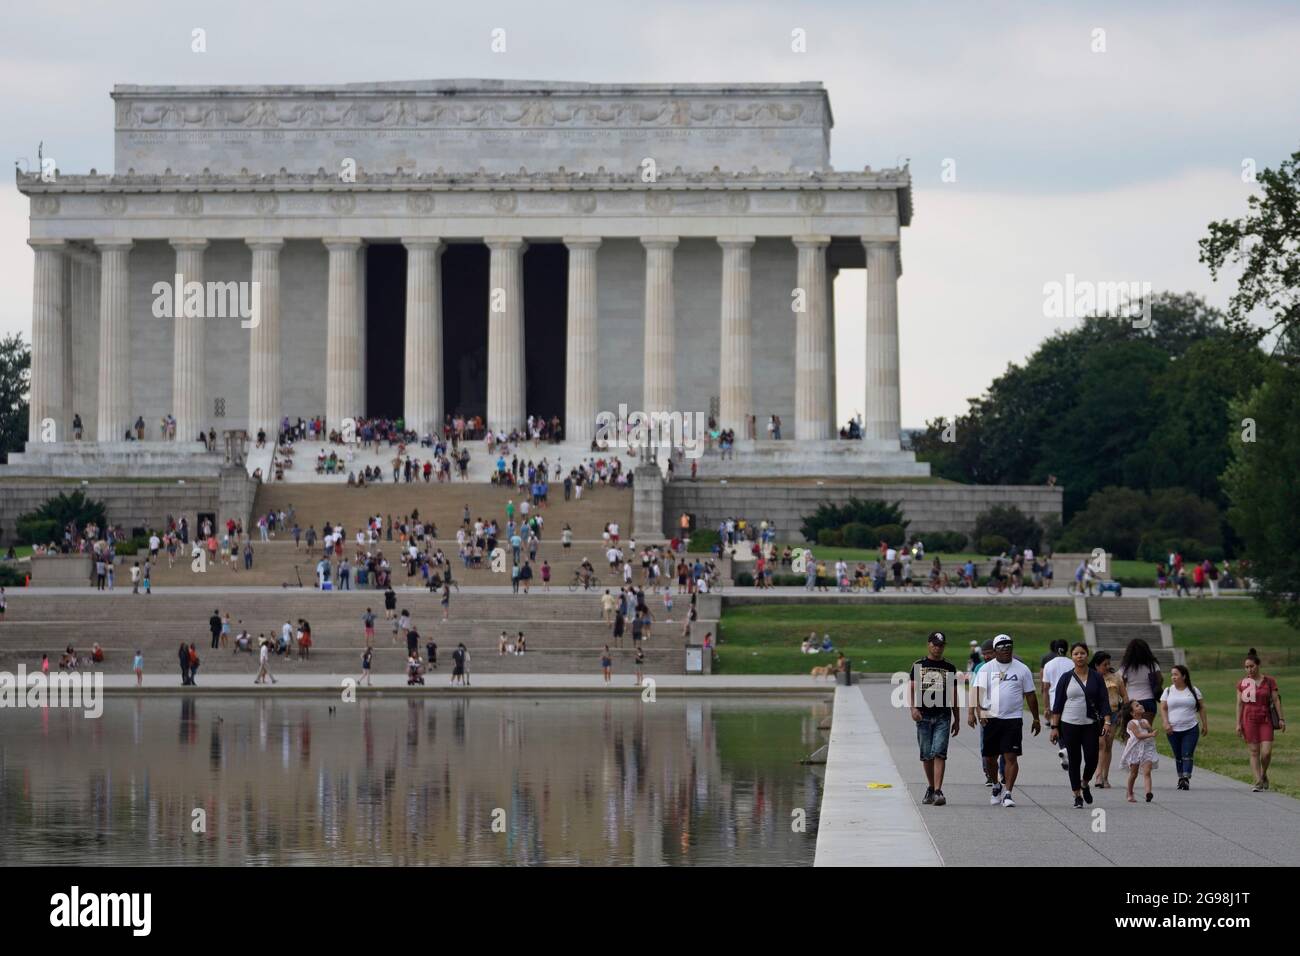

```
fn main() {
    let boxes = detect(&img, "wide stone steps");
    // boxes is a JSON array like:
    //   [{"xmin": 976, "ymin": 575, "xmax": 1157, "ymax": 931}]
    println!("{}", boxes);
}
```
[
  {"xmin": 249, "ymin": 481, "xmax": 631, "ymax": 542},
  {"xmin": 1085, "ymin": 598, "xmax": 1152, "ymax": 623},
  {"xmin": 131, "ymin": 544, "xmax": 637, "ymax": 588},
  {"xmin": 0, "ymin": 645, "xmax": 691, "ymax": 676},
  {"xmin": 1, "ymin": 592, "xmax": 690, "ymax": 624}
]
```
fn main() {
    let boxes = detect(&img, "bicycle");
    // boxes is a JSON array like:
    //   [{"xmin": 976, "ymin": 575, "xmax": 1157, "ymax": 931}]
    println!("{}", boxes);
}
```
[
  {"xmin": 569, "ymin": 570, "xmax": 595, "ymax": 592},
  {"xmin": 988, "ymin": 577, "xmax": 1024, "ymax": 595}
]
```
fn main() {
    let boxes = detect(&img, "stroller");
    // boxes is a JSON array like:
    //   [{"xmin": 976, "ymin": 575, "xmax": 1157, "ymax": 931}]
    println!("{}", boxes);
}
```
[{"xmin": 407, "ymin": 656, "xmax": 426, "ymax": 686}]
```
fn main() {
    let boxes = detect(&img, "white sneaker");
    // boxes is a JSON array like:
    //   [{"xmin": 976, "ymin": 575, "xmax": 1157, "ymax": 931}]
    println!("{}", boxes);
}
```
[
  {"xmin": 990, "ymin": 785, "xmax": 1003, "ymax": 806},
  {"xmin": 1002, "ymin": 791, "xmax": 1016, "ymax": 808},
  {"xmin": 1058, "ymin": 749, "xmax": 1069, "ymax": 771}
]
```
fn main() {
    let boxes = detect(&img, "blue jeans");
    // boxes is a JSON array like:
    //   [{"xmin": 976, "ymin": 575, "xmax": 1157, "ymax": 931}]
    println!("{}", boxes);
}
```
[
  {"xmin": 916, "ymin": 715, "xmax": 951, "ymax": 762},
  {"xmin": 1168, "ymin": 725, "xmax": 1200, "ymax": 778}
]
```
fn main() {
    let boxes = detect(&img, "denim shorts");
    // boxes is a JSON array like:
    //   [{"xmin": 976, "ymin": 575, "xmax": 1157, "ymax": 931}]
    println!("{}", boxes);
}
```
[{"xmin": 916, "ymin": 714, "xmax": 951, "ymax": 761}]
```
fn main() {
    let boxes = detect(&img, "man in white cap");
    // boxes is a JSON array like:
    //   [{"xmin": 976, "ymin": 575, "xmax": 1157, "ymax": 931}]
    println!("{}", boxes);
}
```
[{"xmin": 970, "ymin": 633, "xmax": 1039, "ymax": 807}]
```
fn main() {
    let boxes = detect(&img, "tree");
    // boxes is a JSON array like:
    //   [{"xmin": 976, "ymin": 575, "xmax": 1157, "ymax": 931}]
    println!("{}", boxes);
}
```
[
  {"xmin": 1223, "ymin": 363, "xmax": 1300, "ymax": 628},
  {"xmin": 1200, "ymin": 148, "xmax": 1300, "ymax": 358},
  {"xmin": 0, "ymin": 333, "xmax": 30, "ymax": 464},
  {"xmin": 799, "ymin": 498, "xmax": 907, "ymax": 544},
  {"xmin": 1057, "ymin": 486, "xmax": 1223, "ymax": 561},
  {"xmin": 15, "ymin": 490, "xmax": 107, "ymax": 545},
  {"xmin": 973, "ymin": 505, "xmax": 1043, "ymax": 553}
]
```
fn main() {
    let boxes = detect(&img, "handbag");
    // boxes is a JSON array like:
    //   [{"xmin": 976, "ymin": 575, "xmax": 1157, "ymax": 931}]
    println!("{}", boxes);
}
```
[{"xmin": 1267, "ymin": 677, "xmax": 1282, "ymax": 730}]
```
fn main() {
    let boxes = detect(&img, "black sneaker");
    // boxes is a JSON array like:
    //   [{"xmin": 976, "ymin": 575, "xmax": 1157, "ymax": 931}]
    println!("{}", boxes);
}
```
[
  {"xmin": 1073, "ymin": 795, "xmax": 1084, "ymax": 809},
  {"xmin": 1082, "ymin": 785, "xmax": 1093, "ymax": 805},
  {"xmin": 1145, "ymin": 792, "xmax": 1153, "ymax": 802},
  {"xmin": 984, "ymin": 775, "xmax": 995, "ymax": 788},
  {"xmin": 933, "ymin": 790, "xmax": 946, "ymax": 806},
  {"xmin": 922, "ymin": 787, "xmax": 935, "ymax": 805}
]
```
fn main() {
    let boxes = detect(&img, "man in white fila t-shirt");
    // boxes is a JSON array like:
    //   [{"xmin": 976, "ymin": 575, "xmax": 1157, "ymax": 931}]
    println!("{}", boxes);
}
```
[{"xmin": 971, "ymin": 633, "xmax": 1041, "ymax": 808}]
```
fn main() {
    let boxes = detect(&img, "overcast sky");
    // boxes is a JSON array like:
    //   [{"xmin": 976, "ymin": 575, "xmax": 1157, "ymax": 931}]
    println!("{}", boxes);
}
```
[{"xmin": 2, "ymin": 0, "xmax": 1296, "ymax": 427}]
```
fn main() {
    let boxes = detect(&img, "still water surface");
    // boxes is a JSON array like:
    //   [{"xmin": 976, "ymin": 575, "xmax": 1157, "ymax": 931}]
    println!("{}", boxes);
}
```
[{"xmin": 0, "ymin": 695, "xmax": 825, "ymax": 865}]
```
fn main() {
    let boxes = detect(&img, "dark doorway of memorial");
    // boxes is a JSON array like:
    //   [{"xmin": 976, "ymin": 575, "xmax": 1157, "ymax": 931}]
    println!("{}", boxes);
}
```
[
  {"xmin": 365, "ymin": 243, "xmax": 406, "ymax": 421},
  {"xmin": 442, "ymin": 243, "xmax": 490, "ymax": 422},
  {"xmin": 523, "ymin": 243, "xmax": 568, "ymax": 426}
]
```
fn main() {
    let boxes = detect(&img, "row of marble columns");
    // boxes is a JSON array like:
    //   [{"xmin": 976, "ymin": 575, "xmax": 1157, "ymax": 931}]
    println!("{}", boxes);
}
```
[{"xmin": 27, "ymin": 235, "xmax": 901, "ymax": 449}]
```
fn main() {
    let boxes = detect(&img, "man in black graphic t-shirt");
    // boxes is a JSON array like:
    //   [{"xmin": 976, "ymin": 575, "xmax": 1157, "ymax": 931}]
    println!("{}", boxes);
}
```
[{"xmin": 909, "ymin": 631, "xmax": 960, "ymax": 807}]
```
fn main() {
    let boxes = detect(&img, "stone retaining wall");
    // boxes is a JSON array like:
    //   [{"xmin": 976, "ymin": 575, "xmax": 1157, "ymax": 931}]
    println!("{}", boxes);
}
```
[
  {"xmin": 0, "ymin": 467, "xmax": 256, "ymax": 544},
  {"xmin": 664, "ymin": 481, "xmax": 1063, "ymax": 541}
]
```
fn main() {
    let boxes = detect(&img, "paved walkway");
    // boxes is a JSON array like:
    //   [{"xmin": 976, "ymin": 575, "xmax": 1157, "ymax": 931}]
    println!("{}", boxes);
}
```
[
  {"xmin": 76, "ymin": 673, "xmax": 824, "ymax": 693},
  {"xmin": 860, "ymin": 681, "xmax": 1300, "ymax": 866},
  {"xmin": 815, "ymin": 684, "xmax": 941, "ymax": 866}
]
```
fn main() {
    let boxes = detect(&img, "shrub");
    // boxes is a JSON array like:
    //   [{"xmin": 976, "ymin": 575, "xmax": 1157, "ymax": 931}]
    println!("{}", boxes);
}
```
[
  {"xmin": 687, "ymin": 529, "xmax": 719, "ymax": 553},
  {"xmin": 15, "ymin": 517, "xmax": 59, "ymax": 546},
  {"xmin": 800, "ymin": 497, "xmax": 908, "ymax": 544},
  {"xmin": 15, "ymin": 490, "xmax": 109, "ymax": 546},
  {"xmin": 817, "ymin": 528, "xmax": 844, "ymax": 547},
  {"xmin": 840, "ymin": 522, "xmax": 874, "ymax": 549},
  {"xmin": 915, "ymin": 530, "xmax": 967, "ymax": 553},
  {"xmin": 978, "ymin": 534, "xmax": 1011, "ymax": 555},
  {"xmin": 973, "ymin": 506, "xmax": 1043, "ymax": 553},
  {"xmin": 115, "ymin": 535, "xmax": 150, "ymax": 557},
  {"xmin": 0, "ymin": 564, "xmax": 26, "ymax": 587},
  {"xmin": 873, "ymin": 523, "xmax": 906, "ymax": 547},
  {"xmin": 734, "ymin": 571, "xmax": 754, "ymax": 587}
]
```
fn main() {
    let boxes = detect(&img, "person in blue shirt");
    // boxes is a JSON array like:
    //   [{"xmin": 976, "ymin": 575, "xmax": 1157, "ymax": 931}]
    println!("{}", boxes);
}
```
[{"xmin": 821, "ymin": 634, "xmax": 834, "ymax": 652}]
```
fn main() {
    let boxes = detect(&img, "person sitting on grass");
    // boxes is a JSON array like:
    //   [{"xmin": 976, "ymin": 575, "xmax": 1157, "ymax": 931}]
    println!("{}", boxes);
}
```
[{"xmin": 821, "ymin": 633, "xmax": 834, "ymax": 653}]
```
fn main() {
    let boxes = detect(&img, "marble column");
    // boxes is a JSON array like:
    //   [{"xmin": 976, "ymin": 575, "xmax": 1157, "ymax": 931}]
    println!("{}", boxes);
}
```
[
  {"xmin": 246, "ymin": 239, "xmax": 284, "ymax": 442},
  {"xmin": 403, "ymin": 238, "xmax": 444, "ymax": 437},
  {"xmin": 486, "ymin": 237, "xmax": 526, "ymax": 434},
  {"xmin": 95, "ymin": 240, "xmax": 133, "ymax": 442},
  {"xmin": 641, "ymin": 237, "xmax": 678, "ymax": 414},
  {"xmin": 325, "ymin": 238, "xmax": 363, "ymax": 432},
  {"xmin": 65, "ymin": 248, "xmax": 101, "ymax": 441},
  {"xmin": 827, "ymin": 265, "xmax": 839, "ymax": 435},
  {"xmin": 170, "ymin": 238, "xmax": 208, "ymax": 443},
  {"xmin": 864, "ymin": 239, "xmax": 901, "ymax": 446},
  {"xmin": 794, "ymin": 235, "xmax": 831, "ymax": 441},
  {"xmin": 563, "ymin": 237, "xmax": 601, "ymax": 444},
  {"xmin": 717, "ymin": 237, "xmax": 754, "ymax": 438},
  {"xmin": 28, "ymin": 239, "xmax": 66, "ymax": 444}
]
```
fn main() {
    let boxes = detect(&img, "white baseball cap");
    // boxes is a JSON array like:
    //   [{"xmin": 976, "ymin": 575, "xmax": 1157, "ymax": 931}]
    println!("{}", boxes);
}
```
[{"xmin": 992, "ymin": 633, "xmax": 1013, "ymax": 648}]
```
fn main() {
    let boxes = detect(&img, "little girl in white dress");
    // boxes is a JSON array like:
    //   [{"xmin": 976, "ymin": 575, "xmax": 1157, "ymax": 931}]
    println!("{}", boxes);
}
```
[{"xmin": 1121, "ymin": 700, "xmax": 1160, "ymax": 802}]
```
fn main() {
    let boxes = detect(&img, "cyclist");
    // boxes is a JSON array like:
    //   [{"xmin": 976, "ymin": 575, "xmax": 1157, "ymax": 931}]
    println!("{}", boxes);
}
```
[
  {"xmin": 962, "ymin": 559, "xmax": 976, "ymax": 588},
  {"xmin": 927, "ymin": 557, "xmax": 944, "ymax": 591},
  {"xmin": 990, "ymin": 558, "xmax": 1006, "ymax": 593}
]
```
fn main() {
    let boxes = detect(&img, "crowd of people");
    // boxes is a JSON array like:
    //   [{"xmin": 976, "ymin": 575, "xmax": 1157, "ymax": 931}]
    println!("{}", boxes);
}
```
[{"xmin": 908, "ymin": 633, "xmax": 1285, "ymax": 809}]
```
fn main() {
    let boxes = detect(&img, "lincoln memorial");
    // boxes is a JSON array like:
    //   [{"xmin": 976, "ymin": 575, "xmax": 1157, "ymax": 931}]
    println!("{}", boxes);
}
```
[{"xmin": 10, "ymin": 78, "xmax": 931, "ymax": 481}]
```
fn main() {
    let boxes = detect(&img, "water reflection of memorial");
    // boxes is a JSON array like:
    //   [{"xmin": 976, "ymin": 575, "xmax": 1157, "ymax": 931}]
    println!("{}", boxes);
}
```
[{"xmin": 1, "ymin": 696, "xmax": 828, "ymax": 866}]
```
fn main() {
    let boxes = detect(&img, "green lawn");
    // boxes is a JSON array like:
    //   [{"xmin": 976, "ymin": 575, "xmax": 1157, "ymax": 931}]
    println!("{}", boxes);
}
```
[
  {"xmin": 716, "ymin": 600, "xmax": 1298, "ymax": 795},
  {"xmin": 767, "ymin": 546, "xmax": 1158, "ymax": 583},
  {"xmin": 1153, "ymin": 666, "xmax": 1299, "ymax": 797},
  {"xmin": 716, "ymin": 603, "xmax": 1077, "ymax": 676}
]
